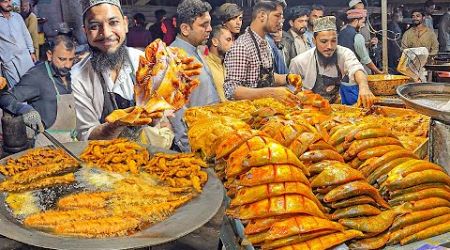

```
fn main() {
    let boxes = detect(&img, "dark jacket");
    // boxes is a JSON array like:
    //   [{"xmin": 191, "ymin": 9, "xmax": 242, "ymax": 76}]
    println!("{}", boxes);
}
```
[
  {"xmin": 339, "ymin": 25, "xmax": 358, "ymax": 57},
  {"xmin": 280, "ymin": 30, "xmax": 298, "ymax": 68}
]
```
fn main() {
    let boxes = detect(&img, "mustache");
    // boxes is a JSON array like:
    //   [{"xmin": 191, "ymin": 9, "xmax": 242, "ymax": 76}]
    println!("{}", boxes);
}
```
[{"xmin": 93, "ymin": 36, "xmax": 118, "ymax": 43}]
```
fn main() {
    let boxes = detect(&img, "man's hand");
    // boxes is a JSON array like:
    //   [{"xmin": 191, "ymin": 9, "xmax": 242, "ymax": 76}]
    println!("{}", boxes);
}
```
[
  {"xmin": 357, "ymin": 86, "xmax": 377, "ymax": 108},
  {"xmin": 268, "ymin": 87, "xmax": 300, "ymax": 106},
  {"xmin": 23, "ymin": 109, "xmax": 45, "ymax": 134}
]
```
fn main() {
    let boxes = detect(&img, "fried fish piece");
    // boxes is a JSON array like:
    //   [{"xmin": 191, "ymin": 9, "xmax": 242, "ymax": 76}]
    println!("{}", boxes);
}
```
[
  {"xmin": 53, "ymin": 216, "xmax": 141, "ymax": 238},
  {"xmin": 0, "ymin": 173, "xmax": 75, "ymax": 192},
  {"xmin": 10, "ymin": 162, "xmax": 79, "ymax": 184},
  {"xmin": 24, "ymin": 208, "xmax": 110, "ymax": 230}
]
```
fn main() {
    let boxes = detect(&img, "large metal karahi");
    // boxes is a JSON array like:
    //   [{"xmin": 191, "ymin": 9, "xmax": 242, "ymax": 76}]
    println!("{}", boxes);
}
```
[
  {"xmin": 0, "ymin": 142, "xmax": 224, "ymax": 250},
  {"xmin": 397, "ymin": 83, "xmax": 450, "ymax": 171}
]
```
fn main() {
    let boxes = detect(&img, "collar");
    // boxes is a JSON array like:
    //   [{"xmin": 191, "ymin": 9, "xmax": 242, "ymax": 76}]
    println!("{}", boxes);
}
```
[
  {"xmin": 208, "ymin": 52, "xmax": 223, "ymax": 64},
  {"xmin": 290, "ymin": 29, "xmax": 305, "ymax": 40},
  {"xmin": 0, "ymin": 11, "xmax": 15, "ymax": 18},
  {"xmin": 247, "ymin": 27, "xmax": 267, "ymax": 46},
  {"xmin": 173, "ymin": 36, "xmax": 198, "ymax": 54}
]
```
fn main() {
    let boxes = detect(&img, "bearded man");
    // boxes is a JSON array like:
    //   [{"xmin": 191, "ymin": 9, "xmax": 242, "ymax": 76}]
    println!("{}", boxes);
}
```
[
  {"xmin": 289, "ymin": 16, "xmax": 376, "ymax": 108},
  {"xmin": 281, "ymin": 6, "xmax": 311, "ymax": 67},
  {"xmin": 0, "ymin": 35, "xmax": 76, "ymax": 147},
  {"xmin": 71, "ymin": 0, "xmax": 173, "ymax": 147},
  {"xmin": 339, "ymin": 8, "xmax": 383, "ymax": 75},
  {"xmin": 402, "ymin": 9, "xmax": 439, "ymax": 56}
]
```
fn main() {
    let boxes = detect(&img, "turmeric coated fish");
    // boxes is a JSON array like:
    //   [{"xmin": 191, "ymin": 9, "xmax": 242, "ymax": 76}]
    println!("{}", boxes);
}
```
[
  {"xmin": 349, "ymin": 231, "xmax": 391, "ymax": 250},
  {"xmin": 261, "ymin": 229, "xmax": 334, "ymax": 250},
  {"xmin": 323, "ymin": 181, "xmax": 390, "ymax": 208},
  {"xmin": 241, "ymin": 142, "xmax": 308, "ymax": 175},
  {"xmin": 359, "ymin": 149, "xmax": 418, "ymax": 177},
  {"xmin": 388, "ymin": 188, "xmax": 450, "ymax": 206},
  {"xmin": 244, "ymin": 216, "xmax": 291, "ymax": 235},
  {"xmin": 331, "ymin": 195, "xmax": 377, "ymax": 209},
  {"xmin": 338, "ymin": 203, "xmax": 411, "ymax": 233},
  {"xmin": 367, "ymin": 158, "xmax": 415, "ymax": 185},
  {"xmin": 266, "ymin": 215, "xmax": 345, "ymax": 241},
  {"xmin": 357, "ymin": 145, "xmax": 405, "ymax": 161},
  {"xmin": 330, "ymin": 204, "xmax": 381, "ymax": 220},
  {"xmin": 386, "ymin": 169, "xmax": 450, "ymax": 191},
  {"xmin": 227, "ymin": 194, "xmax": 326, "ymax": 220},
  {"xmin": 233, "ymin": 164, "xmax": 310, "ymax": 187},
  {"xmin": 343, "ymin": 137, "xmax": 402, "ymax": 161},
  {"xmin": 230, "ymin": 182, "xmax": 323, "ymax": 211},
  {"xmin": 400, "ymin": 221, "xmax": 450, "ymax": 245},
  {"xmin": 308, "ymin": 161, "xmax": 347, "ymax": 176},
  {"xmin": 215, "ymin": 129, "xmax": 263, "ymax": 159},
  {"xmin": 310, "ymin": 165, "xmax": 364, "ymax": 188},
  {"xmin": 276, "ymin": 230, "xmax": 364, "ymax": 250},
  {"xmin": 388, "ymin": 214, "xmax": 450, "ymax": 245},
  {"xmin": 299, "ymin": 149, "xmax": 344, "ymax": 164},
  {"xmin": 390, "ymin": 207, "xmax": 450, "ymax": 231}
]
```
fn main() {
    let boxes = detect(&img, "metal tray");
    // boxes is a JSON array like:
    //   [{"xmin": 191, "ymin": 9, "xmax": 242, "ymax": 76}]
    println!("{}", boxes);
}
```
[
  {"xmin": 0, "ymin": 142, "xmax": 224, "ymax": 250},
  {"xmin": 397, "ymin": 83, "xmax": 450, "ymax": 124}
]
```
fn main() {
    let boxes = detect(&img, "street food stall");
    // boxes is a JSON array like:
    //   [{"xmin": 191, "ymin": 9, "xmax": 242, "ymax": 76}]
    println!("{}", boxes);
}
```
[{"xmin": 1, "ymin": 35, "xmax": 449, "ymax": 250}]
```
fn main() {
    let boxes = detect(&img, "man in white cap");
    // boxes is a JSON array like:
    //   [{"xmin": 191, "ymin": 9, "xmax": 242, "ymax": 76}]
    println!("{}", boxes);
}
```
[
  {"xmin": 289, "ymin": 16, "xmax": 376, "ymax": 108},
  {"xmin": 71, "ymin": 0, "xmax": 173, "ymax": 147}
]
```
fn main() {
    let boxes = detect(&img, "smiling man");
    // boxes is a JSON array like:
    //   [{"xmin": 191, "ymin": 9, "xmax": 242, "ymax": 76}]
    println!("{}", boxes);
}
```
[
  {"xmin": 289, "ymin": 16, "xmax": 376, "ymax": 108},
  {"xmin": 71, "ymin": 0, "xmax": 173, "ymax": 147},
  {"xmin": 401, "ymin": 9, "xmax": 439, "ymax": 56}
]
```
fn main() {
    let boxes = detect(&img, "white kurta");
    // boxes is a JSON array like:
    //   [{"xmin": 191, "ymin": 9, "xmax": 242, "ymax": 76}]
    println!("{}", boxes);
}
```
[
  {"xmin": 289, "ymin": 45, "xmax": 366, "ymax": 90},
  {"xmin": 70, "ymin": 47, "xmax": 142, "ymax": 141}
]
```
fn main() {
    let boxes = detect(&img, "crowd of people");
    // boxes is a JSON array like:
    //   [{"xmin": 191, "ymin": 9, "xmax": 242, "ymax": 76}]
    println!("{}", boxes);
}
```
[{"xmin": 0, "ymin": 0, "xmax": 449, "ymax": 153}]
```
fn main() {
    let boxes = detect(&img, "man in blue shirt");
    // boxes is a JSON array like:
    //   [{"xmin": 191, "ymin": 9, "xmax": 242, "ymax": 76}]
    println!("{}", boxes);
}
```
[
  {"xmin": 170, "ymin": 0, "xmax": 219, "ymax": 152},
  {"xmin": 0, "ymin": 0, "xmax": 35, "ymax": 87}
]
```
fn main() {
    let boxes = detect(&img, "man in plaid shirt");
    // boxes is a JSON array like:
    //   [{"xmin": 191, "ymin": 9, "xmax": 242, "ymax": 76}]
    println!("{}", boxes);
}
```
[{"xmin": 224, "ymin": 0, "xmax": 302, "ymax": 105}]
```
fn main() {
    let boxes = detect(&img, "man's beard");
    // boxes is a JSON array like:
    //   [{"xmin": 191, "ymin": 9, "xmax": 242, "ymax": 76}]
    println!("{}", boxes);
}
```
[
  {"xmin": 90, "ymin": 43, "xmax": 127, "ymax": 74},
  {"xmin": 0, "ymin": 5, "xmax": 12, "ymax": 12},
  {"xmin": 20, "ymin": 9, "xmax": 32, "ymax": 19},
  {"xmin": 51, "ymin": 62, "xmax": 70, "ymax": 77},
  {"xmin": 295, "ymin": 27, "xmax": 306, "ymax": 35},
  {"xmin": 317, "ymin": 50, "xmax": 338, "ymax": 68},
  {"xmin": 412, "ymin": 20, "xmax": 422, "ymax": 27}
]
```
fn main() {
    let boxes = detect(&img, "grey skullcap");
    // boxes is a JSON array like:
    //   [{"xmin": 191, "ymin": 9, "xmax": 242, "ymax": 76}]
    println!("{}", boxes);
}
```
[
  {"xmin": 313, "ymin": 16, "xmax": 337, "ymax": 33},
  {"xmin": 79, "ymin": 0, "xmax": 121, "ymax": 15}
]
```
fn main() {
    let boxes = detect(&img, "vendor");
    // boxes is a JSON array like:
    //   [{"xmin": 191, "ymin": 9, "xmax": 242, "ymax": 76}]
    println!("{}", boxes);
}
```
[
  {"xmin": 71, "ymin": 0, "xmax": 173, "ymax": 147},
  {"xmin": 223, "ymin": 0, "xmax": 301, "ymax": 105},
  {"xmin": 289, "ymin": 16, "xmax": 376, "ymax": 108},
  {"xmin": 0, "ymin": 35, "xmax": 76, "ymax": 147}
]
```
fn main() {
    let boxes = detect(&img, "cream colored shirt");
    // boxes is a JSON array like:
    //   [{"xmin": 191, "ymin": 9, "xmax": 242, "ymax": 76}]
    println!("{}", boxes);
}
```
[
  {"xmin": 289, "ymin": 46, "xmax": 366, "ymax": 89},
  {"xmin": 205, "ymin": 52, "xmax": 226, "ymax": 102},
  {"xmin": 401, "ymin": 26, "xmax": 439, "ymax": 56},
  {"xmin": 24, "ymin": 13, "xmax": 39, "ymax": 59},
  {"xmin": 290, "ymin": 29, "xmax": 310, "ymax": 55}
]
